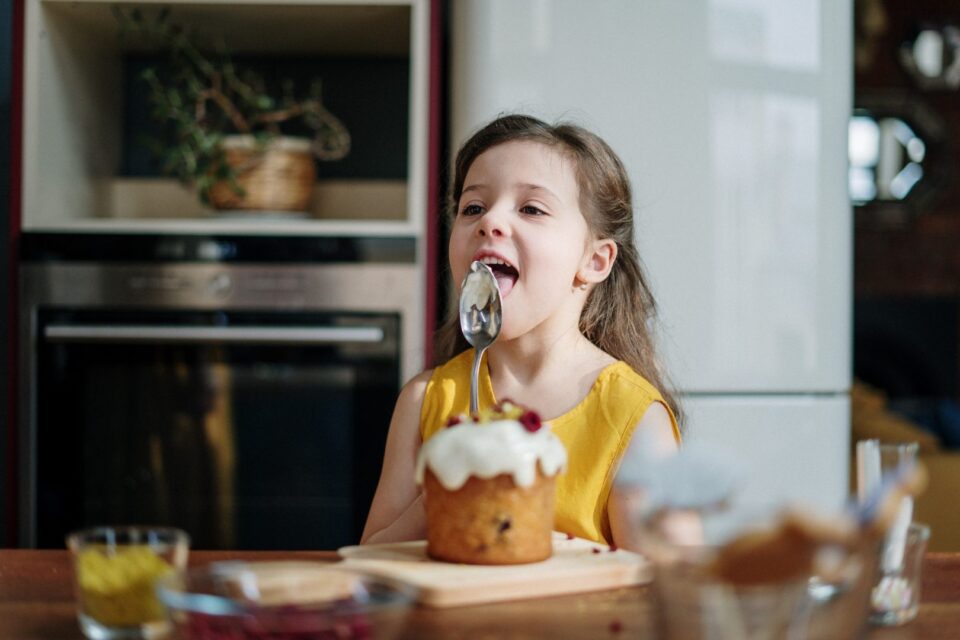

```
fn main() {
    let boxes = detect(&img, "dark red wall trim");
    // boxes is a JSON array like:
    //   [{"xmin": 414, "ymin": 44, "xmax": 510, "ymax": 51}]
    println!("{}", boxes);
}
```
[
  {"xmin": 7, "ymin": 0, "xmax": 23, "ymax": 547},
  {"xmin": 423, "ymin": 0, "xmax": 442, "ymax": 369}
]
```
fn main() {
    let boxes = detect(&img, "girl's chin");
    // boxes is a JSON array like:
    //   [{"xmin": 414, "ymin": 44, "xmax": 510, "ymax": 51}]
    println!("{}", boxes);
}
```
[{"xmin": 495, "ymin": 314, "xmax": 523, "ymax": 343}]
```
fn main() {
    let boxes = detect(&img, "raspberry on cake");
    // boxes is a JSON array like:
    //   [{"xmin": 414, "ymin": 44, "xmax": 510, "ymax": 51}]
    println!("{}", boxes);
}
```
[{"xmin": 414, "ymin": 401, "xmax": 568, "ymax": 565}]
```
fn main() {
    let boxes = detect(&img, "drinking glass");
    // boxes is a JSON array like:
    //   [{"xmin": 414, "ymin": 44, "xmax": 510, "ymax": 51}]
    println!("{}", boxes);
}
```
[
  {"xmin": 855, "ymin": 440, "xmax": 926, "ymax": 625},
  {"xmin": 869, "ymin": 522, "xmax": 930, "ymax": 625},
  {"xmin": 66, "ymin": 526, "xmax": 190, "ymax": 639}
]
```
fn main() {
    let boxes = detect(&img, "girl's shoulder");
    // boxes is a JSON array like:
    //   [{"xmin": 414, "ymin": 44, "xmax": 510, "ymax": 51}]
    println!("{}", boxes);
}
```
[
  {"xmin": 598, "ymin": 361, "xmax": 665, "ymax": 401},
  {"xmin": 596, "ymin": 362, "xmax": 681, "ymax": 444},
  {"xmin": 563, "ymin": 361, "xmax": 668, "ymax": 429},
  {"xmin": 404, "ymin": 367, "xmax": 436, "ymax": 391},
  {"xmin": 395, "ymin": 368, "xmax": 435, "ymax": 419},
  {"xmin": 551, "ymin": 360, "xmax": 661, "ymax": 429}
]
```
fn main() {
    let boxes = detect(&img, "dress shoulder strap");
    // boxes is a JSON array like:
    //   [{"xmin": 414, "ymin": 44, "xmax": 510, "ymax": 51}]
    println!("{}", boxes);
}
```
[{"xmin": 419, "ymin": 350, "xmax": 495, "ymax": 441}]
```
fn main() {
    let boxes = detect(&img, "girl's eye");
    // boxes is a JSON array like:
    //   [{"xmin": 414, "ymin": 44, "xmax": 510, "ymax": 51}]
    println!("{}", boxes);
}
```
[
  {"xmin": 520, "ymin": 205, "xmax": 547, "ymax": 216},
  {"xmin": 460, "ymin": 204, "xmax": 484, "ymax": 216}
]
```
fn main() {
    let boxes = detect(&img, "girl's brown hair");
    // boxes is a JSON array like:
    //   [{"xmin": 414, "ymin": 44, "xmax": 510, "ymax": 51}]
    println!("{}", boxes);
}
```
[{"xmin": 435, "ymin": 114, "xmax": 682, "ymax": 426}]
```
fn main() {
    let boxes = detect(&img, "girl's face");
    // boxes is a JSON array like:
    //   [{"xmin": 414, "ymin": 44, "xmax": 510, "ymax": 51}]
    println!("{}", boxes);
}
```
[{"xmin": 449, "ymin": 140, "xmax": 594, "ymax": 341}]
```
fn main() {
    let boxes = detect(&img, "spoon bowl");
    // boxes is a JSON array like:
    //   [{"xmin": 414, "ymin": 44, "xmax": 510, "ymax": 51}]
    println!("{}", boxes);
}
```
[{"xmin": 458, "ymin": 261, "xmax": 503, "ymax": 414}]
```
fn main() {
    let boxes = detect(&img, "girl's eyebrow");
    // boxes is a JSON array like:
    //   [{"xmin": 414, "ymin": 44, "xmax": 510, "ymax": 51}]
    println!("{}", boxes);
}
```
[
  {"xmin": 461, "ymin": 182, "xmax": 560, "ymax": 200},
  {"xmin": 461, "ymin": 183, "xmax": 486, "ymax": 195},
  {"xmin": 519, "ymin": 183, "xmax": 561, "ymax": 201}
]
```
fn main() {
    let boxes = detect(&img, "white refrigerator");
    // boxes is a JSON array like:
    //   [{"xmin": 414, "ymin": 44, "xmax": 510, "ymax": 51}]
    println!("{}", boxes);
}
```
[{"xmin": 449, "ymin": 0, "xmax": 852, "ymax": 511}]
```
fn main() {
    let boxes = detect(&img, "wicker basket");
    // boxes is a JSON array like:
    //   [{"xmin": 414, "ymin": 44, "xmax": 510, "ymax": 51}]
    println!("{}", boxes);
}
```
[{"xmin": 208, "ymin": 135, "xmax": 316, "ymax": 212}]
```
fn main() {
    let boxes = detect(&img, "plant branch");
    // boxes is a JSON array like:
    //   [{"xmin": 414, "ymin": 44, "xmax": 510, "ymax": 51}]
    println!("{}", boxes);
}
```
[
  {"xmin": 251, "ymin": 102, "xmax": 310, "ymax": 126},
  {"xmin": 114, "ymin": 7, "xmax": 351, "ymax": 206},
  {"xmin": 196, "ymin": 73, "xmax": 251, "ymax": 133}
]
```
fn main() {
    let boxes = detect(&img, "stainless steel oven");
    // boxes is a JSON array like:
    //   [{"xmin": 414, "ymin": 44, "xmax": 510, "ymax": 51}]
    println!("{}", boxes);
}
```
[{"xmin": 19, "ymin": 234, "xmax": 423, "ymax": 550}]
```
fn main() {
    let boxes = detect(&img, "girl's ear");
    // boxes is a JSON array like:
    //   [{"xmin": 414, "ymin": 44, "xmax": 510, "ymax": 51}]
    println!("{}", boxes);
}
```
[{"xmin": 578, "ymin": 238, "xmax": 618, "ymax": 285}]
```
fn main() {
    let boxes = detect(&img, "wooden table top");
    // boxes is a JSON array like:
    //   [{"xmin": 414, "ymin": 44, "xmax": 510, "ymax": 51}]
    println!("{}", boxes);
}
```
[{"xmin": 0, "ymin": 549, "xmax": 958, "ymax": 639}]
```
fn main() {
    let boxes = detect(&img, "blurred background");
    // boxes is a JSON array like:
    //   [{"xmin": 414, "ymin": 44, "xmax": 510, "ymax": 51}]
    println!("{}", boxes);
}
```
[{"xmin": 1, "ymin": 0, "xmax": 959, "ymax": 551}]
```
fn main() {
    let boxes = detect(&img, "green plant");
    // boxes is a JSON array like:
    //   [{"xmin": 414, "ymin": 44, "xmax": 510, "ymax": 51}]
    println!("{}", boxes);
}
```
[{"xmin": 114, "ymin": 7, "xmax": 350, "ymax": 205}]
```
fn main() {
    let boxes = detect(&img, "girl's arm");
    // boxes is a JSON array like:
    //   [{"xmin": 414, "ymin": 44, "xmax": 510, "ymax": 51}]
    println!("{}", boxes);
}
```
[
  {"xmin": 360, "ymin": 369, "xmax": 433, "ymax": 545},
  {"xmin": 608, "ymin": 401, "xmax": 684, "ymax": 550}
]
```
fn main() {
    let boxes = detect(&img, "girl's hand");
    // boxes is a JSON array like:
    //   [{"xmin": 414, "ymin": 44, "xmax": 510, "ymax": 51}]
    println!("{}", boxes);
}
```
[{"xmin": 362, "ymin": 491, "xmax": 427, "ymax": 546}]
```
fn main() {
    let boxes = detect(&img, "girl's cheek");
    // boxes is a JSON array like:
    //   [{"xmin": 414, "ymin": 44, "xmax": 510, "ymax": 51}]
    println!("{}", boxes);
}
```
[
  {"xmin": 447, "ymin": 251, "xmax": 467, "ymax": 288},
  {"xmin": 449, "ymin": 228, "xmax": 472, "ymax": 264}
]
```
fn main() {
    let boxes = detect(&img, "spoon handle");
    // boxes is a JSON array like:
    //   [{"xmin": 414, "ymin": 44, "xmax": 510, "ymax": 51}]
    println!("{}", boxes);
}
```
[{"xmin": 470, "ymin": 347, "xmax": 484, "ymax": 415}]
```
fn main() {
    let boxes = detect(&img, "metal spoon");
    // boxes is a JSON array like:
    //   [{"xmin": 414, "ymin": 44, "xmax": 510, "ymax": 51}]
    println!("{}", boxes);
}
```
[{"xmin": 458, "ymin": 261, "xmax": 503, "ymax": 414}]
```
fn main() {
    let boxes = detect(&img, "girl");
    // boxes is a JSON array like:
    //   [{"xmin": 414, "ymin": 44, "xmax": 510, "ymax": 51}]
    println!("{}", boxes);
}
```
[{"xmin": 361, "ymin": 114, "xmax": 682, "ymax": 548}]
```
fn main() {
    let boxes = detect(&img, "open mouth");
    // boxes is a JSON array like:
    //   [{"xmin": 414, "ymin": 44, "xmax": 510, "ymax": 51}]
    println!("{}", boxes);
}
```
[{"xmin": 479, "ymin": 257, "xmax": 519, "ymax": 296}]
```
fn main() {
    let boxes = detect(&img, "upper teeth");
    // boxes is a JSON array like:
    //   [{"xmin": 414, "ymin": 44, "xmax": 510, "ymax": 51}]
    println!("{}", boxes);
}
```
[{"xmin": 481, "ymin": 257, "xmax": 512, "ymax": 268}]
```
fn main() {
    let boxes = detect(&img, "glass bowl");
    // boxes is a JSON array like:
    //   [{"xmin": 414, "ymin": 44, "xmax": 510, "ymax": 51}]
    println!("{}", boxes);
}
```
[
  {"xmin": 156, "ymin": 561, "xmax": 416, "ymax": 640},
  {"xmin": 635, "ymin": 503, "xmax": 878, "ymax": 640}
]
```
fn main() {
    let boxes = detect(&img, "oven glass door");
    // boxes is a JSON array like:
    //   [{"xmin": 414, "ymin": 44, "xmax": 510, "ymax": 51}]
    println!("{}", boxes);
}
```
[{"xmin": 35, "ymin": 309, "xmax": 399, "ymax": 550}]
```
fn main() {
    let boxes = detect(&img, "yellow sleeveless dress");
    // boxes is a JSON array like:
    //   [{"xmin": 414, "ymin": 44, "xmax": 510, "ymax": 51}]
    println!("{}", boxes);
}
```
[{"xmin": 419, "ymin": 349, "xmax": 681, "ymax": 544}]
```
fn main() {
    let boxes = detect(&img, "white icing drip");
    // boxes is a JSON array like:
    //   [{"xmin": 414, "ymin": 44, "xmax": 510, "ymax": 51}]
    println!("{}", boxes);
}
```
[{"xmin": 415, "ymin": 419, "xmax": 568, "ymax": 491}]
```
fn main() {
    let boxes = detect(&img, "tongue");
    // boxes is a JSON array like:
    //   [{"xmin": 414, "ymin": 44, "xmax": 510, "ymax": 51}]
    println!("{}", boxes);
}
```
[{"xmin": 494, "ymin": 272, "xmax": 516, "ymax": 297}]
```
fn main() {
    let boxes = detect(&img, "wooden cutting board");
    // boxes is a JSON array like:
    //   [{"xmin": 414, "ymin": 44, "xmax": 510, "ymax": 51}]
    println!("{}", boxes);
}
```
[{"xmin": 337, "ymin": 535, "xmax": 651, "ymax": 607}]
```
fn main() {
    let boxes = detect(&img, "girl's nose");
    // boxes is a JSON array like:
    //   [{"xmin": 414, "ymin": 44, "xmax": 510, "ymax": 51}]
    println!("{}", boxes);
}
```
[{"xmin": 477, "ymin": 208, "xmax": 509, "ymax": 238}]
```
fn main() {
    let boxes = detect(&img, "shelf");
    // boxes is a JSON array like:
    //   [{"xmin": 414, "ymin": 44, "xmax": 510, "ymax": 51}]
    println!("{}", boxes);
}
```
[
  {"xmin": 23, "ymin": 177, "xmax": 413, "ymax": 235},
  {"xmin": 21, "ymin": 0, "xmax": 430, "ymax": 235},
  {"xmin": 26, "ymin": 174, "xmax": 413, "ymax": 235},
  {"xmin": 40, "ymin": 1, "xmax": 412, "ymax": 57}
]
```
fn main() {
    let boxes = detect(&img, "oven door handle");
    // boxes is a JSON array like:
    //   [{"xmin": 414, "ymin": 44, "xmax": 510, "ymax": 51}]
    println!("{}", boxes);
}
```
[{"xmin": 43, "ymin": 324, "xmax": 386, "ymax": 345}]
